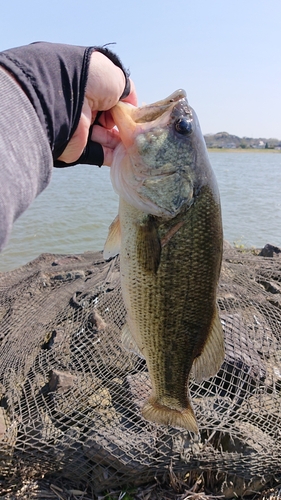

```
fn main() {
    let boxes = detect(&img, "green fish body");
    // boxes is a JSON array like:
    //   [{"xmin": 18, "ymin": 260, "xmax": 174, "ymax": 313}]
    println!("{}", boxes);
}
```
[{"xmin": 104, "ymin": 90, "xmax": 224, "ymax": 433}]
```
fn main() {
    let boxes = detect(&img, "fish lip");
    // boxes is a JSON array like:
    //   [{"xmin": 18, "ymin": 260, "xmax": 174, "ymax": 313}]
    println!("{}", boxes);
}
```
[
  {"xmin": 146, "ymin": 89, "xmax": 187, "ymax": 108},
  {"xmin": 134, "ymin": 90, "xmax": 188, "ymax": 124}
]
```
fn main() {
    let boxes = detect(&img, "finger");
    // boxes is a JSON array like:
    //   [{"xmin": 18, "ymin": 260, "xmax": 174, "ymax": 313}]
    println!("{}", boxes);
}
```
[
  {"xmin": 102, "ymin": 146, "xmax": 117, "ymax": 167},
  {"xmin": 58, "ymin": 101, "xmax": 92, "ymax": 163},
  {"xmin": 121, "ymin": 78, "xmax": 138, "ymax": 106},
  {"xmin": 91, "ymin": 124, "xmax": 120, "ymax": 149},
  {"xmin": 95, "ymin": 110, "xmax": 115, "ymax": 129},
  {"xmin": 86, "ymin": 52, "xmax": 126, "ymax": 111}
]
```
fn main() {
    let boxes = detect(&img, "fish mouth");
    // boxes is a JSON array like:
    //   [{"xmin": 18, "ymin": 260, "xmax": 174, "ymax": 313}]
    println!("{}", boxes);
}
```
[
  {"xmin": 133, "ymin": 89, "xmax": 187, "ymax": 123},
  {"xmin": 111, "ymin": 89, "xmax": 188, "ymax": 148}
]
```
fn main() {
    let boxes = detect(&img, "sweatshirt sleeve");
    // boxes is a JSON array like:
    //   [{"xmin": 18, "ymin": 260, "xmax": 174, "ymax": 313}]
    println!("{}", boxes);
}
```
[{"xmin": 0, "ymin": 68, "xmax": 53, "ymax": 251}]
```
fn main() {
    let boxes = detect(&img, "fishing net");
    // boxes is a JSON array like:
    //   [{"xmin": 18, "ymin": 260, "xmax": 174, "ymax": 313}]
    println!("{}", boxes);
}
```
[{"xmin": 0, "ymin": 242, "xmax": 281, "ymax": 497}]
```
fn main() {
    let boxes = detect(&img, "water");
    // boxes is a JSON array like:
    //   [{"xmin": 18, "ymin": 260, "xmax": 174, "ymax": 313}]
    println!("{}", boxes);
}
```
[
  {"xmin": 209, "ymin": 151, "xmax": 281, "ymax": 248},
  {"xmin": 0, "ymin": 166, "xmax": 119, "ymax": 272},
  {"xmin": 0, "ymin": 152, "xmax": 280, "ymax": 272}
]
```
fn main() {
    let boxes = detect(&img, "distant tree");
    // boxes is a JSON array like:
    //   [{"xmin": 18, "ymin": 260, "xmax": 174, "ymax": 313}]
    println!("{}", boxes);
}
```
[{"xmin": 265, "ymin": 142, "xmax": 269, "ymax": 149}]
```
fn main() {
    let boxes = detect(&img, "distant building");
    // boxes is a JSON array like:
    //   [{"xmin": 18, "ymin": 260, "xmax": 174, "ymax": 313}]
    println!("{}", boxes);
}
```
[{"xmin": 204, "ymin": 133, "xmax": 281, "ymax": 149}]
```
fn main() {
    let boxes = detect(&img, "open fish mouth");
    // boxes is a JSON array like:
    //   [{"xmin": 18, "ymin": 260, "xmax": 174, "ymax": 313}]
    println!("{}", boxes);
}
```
[
  {"xmin": 133, "ymin": 89, "xmax": 187, "ymax": 124},
  {"xmin": 111, "ymin": 89, "xmax": 189, "ymax": 149}
]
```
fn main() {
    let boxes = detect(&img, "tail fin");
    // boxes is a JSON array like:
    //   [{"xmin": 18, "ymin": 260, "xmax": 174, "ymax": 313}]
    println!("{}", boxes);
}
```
[{"xmin": 142, "ymin": 398, "xmax": 199, "ymax": 433}]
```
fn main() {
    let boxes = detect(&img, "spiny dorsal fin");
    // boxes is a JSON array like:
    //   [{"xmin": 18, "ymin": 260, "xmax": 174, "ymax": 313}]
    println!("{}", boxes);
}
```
[
  {"xmin": 137, "ymin": 216, "xmax": 161, "ymax": 273},
  {"xmin": 121, "ymin": 322, "xmax": 145, "ymax": 359},
  {"xmin": 103, "ymin": 215, "xmax": 121, "ymax": 260},
  {"xmin": 191, "ymin": 308, "xmax": 225, "ymax": 382}
]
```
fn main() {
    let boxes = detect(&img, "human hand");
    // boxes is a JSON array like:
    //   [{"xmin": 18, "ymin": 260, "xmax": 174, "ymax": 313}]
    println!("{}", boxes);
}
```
[
  {"xmin": 57, "ymin": 51, "xmax": 138, "ymax": 167},
  {"xmin": 0, "ymin": 42, "xmax": 137, "ymax": 168}
]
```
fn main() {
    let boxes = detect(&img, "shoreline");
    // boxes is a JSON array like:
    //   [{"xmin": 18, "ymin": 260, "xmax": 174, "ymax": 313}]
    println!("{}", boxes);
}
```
[{"xmin": 207, "ymin": 147, "xmax": 281, "ymax": 153}]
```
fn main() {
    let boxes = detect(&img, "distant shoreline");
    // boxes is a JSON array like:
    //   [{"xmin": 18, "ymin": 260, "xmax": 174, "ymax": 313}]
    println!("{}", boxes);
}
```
[{"xmin": 207, "ymin": 148, "xmax": 281, "ymax": 153}]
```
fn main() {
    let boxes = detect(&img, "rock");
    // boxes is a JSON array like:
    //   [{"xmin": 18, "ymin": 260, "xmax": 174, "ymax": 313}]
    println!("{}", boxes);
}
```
[
  {"xmin": 221, "ymin": 313, "xmax": 266, "ymax": 382},
  {"xmin": 21, "ymin": 413, "xmax": 63, "ymax": 447},
  {"xmin": 0, "ymin": 407, "xmax": 17, "ymax": 466},
  {"xmin": 221, "ymin": 475, "xmax": 268, "ymax": 498},
  {"xmin": 0, "ymin": 407, "xmax": 9, "ymax": 438},
  {"xmin": 51, "ymin": 270, "xmax": 85, "ymax": 281},
  {"xmin": 126, "ymin": 372, "xmax": 151, "ymax": 410},
  {"xmin": 233, "ymin": 419, "xmax": 276, "ymax": 454},
  {"xmin": 88, "ymin": 310, "xmax": 107, "ymax": 330},
  {"xmin": 48, "ymin": 369, "xmax": 77, "ymax": 393},
  {"xmin": 52, "ymin": 255, "xmax": 83, "ymax": 266},
  {"xmin": 223, "ymin": 240, "xmax": 233, "ymax": 251},
  {"xmin": 88, "ymin": 387, "xmax": 111, "ymax": 408},
  {"xmin": 49, "ymin": 327, "xmax": 71, "ymax": 363},
  {"xmin": 256, "ymin": 278, "xmax": 281, "ymax": 294},
  {"xmin": 194, "ymin": 313, "xmax": 266, "ymax": 402},
  {"xmin": 84, "ymin": 425, "xmax": 157, "ymax": 470},
  {"xmin": 259, "ymin": 244, "xmax": 281, "ymax": 258}
]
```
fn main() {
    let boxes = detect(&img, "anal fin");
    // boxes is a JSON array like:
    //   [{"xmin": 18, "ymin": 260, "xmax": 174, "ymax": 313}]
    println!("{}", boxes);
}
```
[
  {"xmin": 191, "ymin": 307, "xmax": 225, "ymax": 382},
  {"xmin": 121, "ymin": 322, "xmax": 145, "ymax": 359}
]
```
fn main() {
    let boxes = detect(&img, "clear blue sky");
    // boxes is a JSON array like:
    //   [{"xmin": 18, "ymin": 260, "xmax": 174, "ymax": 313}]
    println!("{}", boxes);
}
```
[{"xmin": 1, "ymin": 0, "xmax": 280, "ymax": 139}]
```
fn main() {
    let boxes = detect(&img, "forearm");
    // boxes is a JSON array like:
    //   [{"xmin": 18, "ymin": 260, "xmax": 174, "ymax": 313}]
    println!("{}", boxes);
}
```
[
  {"xmin": 0, "ymin": 68, "xmax": 52, "ymax": 251},
  {"xmin": 0, "ymin": 42, "xmax": 136, "ymax": 252}
]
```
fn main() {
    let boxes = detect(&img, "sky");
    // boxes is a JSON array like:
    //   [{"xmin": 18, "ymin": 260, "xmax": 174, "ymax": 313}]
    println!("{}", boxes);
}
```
[{"xmin": 0, "ymin": 0, "xmax": 280, "ymax": 139}]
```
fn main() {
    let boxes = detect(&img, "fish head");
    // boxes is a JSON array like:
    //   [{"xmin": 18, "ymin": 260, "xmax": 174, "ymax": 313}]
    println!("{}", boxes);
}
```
[{"xmin": 110, "ymin": 89, "xmax": 214, "ymax": 218}]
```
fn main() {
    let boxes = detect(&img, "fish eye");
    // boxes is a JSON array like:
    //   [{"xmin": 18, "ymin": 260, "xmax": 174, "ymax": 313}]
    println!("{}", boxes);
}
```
[{"xmin": 175, "ymin": 117, "xmax": 193, "ymax": 135}]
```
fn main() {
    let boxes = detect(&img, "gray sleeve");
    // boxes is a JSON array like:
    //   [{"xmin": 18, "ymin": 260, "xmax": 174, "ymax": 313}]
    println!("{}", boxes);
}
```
[{"xmin": 0, "ymin": 68, "xmax": 53, "ymax": 251}]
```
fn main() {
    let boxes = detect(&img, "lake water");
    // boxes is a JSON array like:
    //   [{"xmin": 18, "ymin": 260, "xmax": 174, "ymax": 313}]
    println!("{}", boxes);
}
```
[{"xmin": 0, "ymin": 151, "xmax": 280, "ymax": 272}]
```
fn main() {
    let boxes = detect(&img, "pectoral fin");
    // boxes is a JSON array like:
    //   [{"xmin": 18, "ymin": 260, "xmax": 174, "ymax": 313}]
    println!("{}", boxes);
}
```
[
  {"xmin": 103, "ymin": 215, "xmax": 121, "ymax": 260},
  {"xmin": 137, "ymin": 216, "xmax": 161, "ymax": 273},
  {"xmin": 191, "ymin": 308, "xmax": 225, "ymax": 382},
  {"xmin": 121, "ymin": 322, "xmax": 145, "ymax": 359}
]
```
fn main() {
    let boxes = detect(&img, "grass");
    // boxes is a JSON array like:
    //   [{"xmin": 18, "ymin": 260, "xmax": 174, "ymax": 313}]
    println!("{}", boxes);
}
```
[
  {"xmin": 2, "ymin": 466, "xmax": 281, "ymax": 500},
  {"xmin": 3, "ymin": 470, "xmax": 280, "ymax": 500}
]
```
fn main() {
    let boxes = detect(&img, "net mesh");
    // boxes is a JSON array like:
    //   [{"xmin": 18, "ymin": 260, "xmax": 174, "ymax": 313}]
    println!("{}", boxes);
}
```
[{"xmin": 0, "ymin": 243, "xmax": 281, "ymax": 496}]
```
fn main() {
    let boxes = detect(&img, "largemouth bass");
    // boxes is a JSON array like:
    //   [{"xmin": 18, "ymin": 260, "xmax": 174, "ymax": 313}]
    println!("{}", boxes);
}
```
[{"xmin": 104, "ymin": 90, "xmax": 224, "ymax": 433}]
